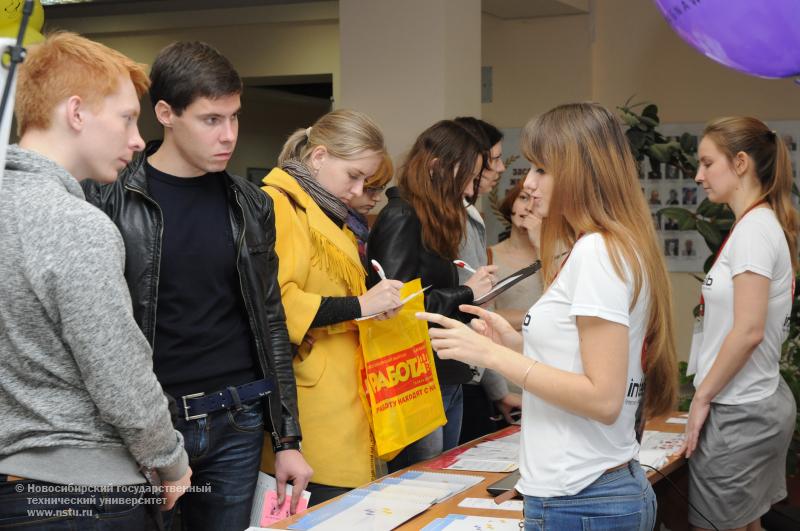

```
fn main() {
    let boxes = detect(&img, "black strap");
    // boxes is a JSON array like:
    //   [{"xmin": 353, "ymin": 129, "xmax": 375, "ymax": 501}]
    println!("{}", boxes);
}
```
[{"xmin": 182, "ymin": 378, "xmax": 275, "ymax": 420}]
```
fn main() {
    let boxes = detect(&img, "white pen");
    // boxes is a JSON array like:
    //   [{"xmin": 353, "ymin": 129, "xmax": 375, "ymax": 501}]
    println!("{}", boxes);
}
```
[
  {"xmin": 371, "ymin": 259, "xmax": 387, "ymax": 280},
  {"xmin": 453, "ymin": 259, "xmax": 477, "ymax": 274}
]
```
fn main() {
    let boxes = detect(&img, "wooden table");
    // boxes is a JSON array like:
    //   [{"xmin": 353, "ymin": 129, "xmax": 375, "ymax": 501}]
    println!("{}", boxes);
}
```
[{"xmin": 272, "ymin": 412, "xmax": 688, "ymax": 530}]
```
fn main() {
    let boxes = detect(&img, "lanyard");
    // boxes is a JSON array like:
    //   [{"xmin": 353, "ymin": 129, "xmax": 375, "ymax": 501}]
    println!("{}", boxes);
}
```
[
  {"xmin": 698, "ymin": 200, "xmax": 768, "ymax": 317},
  {"xmin": 558, "ymin": 233, "xmax": 649, "ymax": 372}
]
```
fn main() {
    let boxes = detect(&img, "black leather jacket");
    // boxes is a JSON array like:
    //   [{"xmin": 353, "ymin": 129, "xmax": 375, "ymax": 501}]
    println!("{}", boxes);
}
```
[
  {"xmin": 367, "ymin": 187, "xmax": 475, "ymax": 385},
  {"xmin": 82, "ymin": 143, "xmax": 300, "ymax": 451}
]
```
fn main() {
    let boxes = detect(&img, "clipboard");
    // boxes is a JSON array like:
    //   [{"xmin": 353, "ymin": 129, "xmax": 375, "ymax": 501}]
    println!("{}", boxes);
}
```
[{"xmin": 472, "ymin": 261, "xmax": 541, "ymax": 305}]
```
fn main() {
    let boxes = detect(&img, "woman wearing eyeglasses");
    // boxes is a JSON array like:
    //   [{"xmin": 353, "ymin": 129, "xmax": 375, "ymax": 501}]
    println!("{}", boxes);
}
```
[{"xmin": 346, "ymin": 153, "xmax": 393, "ymax": 268}]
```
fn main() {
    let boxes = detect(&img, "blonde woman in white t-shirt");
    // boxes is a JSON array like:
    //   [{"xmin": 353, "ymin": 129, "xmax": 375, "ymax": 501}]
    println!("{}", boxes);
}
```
[
  {"xmin": 684, "ymin": 117, "xmax": 798, "ymax": 531},
  {"xmin": 418, "ymin": 103, "xmax": 678, "ymax": 530}
]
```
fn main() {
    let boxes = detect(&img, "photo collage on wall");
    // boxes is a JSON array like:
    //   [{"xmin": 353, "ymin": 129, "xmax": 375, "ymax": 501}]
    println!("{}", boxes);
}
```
[
  {"xmin": 651, "ymin": 120, "xmax": 800, "ymax": 273},
  {"xmin": 486, "ymin": 123, "xmax": 800, "ymax": 274},
  {"xmin": 641, "ymin": 127, "xmax": 708, "ymax": 273}
]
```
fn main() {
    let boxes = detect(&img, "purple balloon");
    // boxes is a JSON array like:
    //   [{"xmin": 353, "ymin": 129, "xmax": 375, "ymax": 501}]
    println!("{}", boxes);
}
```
[{"xmin": 652, "ymin": 0, "xmax": 800, "ymax": 78}]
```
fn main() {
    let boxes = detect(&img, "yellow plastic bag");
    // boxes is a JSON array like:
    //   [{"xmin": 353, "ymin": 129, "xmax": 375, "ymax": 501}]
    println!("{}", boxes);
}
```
[{"xmin": 356, "ymin": 278, "xmax": 446, "ymax": 461}]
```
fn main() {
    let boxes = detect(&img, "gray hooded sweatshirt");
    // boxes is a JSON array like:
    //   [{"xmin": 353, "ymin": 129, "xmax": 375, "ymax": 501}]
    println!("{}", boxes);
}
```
[{"xmin": 0, "ymin": 145, "xmax": 188, "ymax": 485}]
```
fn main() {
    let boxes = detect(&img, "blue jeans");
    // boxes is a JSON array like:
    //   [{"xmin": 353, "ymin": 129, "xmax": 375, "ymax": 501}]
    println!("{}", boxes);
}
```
[
  {"xmin": 523, "ymin": 461, "xmax": 656, "ymax": 531},
  {"xmin": 387, "ymin": 384, "xmax": 463, "ymax": 472},
  {"xmin": 0, "ymin": 479, "xmax": 161, "ymax": 530},
  {"xmin": 163, "ymin": 399, "xmax": 264, "ymax": 531}
]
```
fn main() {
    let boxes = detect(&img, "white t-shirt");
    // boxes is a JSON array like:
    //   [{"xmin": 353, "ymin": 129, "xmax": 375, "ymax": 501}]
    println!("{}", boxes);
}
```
[
  {"xmin": 516, "ymin": 233, "xmax": 648, "ymax": 497},
  {"xmin": 689, "ymin": 208, "xmax": 793, "ymax": 405}
]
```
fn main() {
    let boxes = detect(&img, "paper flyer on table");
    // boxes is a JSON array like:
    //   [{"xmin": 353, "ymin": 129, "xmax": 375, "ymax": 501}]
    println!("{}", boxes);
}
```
[
  {"xmin": 422, "ymin": 514, "xmax": 522, "ymax": 531},
  {"xmin": 289, "ymin": 488, "xmax": 430, "ymax": 531},
  {"xmin": 249, "ymin": 472, "xmax": 311, "ymax": 528},
  {"xmin": 457, "ymin": 497, "xmax": 523, "ymax": 511}
]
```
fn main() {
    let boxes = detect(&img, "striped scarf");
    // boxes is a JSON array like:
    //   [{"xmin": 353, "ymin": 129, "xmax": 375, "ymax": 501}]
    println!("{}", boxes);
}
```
[{"xmin": 280, "ymin": 159, "xmax": 348, "ymax": 224}]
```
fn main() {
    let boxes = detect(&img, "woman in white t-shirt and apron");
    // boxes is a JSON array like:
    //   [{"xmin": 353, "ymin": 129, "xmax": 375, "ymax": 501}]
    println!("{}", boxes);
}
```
[
  {"xmin": 418, "ymin": 102, "xmax": 678, "ymax": 530},
  {"xmin": 685, "ymin": 117, "xmax": 798, "ymax": 531}
]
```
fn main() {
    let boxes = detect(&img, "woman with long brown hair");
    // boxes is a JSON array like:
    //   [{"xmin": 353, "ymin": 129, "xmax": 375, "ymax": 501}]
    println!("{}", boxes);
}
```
[
  {"xmin": 367, "ymin": 120, "xmax": 498, "ymax": 470},
  {"xmin": 419, "ymin": 103, "xmax": 677, "ymax": 529},
  {"xmin": 685, "ymin": 117, "xmax": 798, "ymax": 531}
]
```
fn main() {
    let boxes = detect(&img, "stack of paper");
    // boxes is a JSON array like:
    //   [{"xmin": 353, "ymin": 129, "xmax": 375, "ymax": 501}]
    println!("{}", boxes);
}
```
[
  {"xmin": 640, "ymin": 430, "xmax": 686, "ymax": 454},
  {"xmin": 249, "ymin": 472, "xmax": 311, "ymax": 529},
  {"xmin": 422, "ymin": 514, "xmax": 522, "ymax": 530},
  {"xmin": 398, "ymin": 471, "xmax": 484, "ymax": 495},
  {"xmin": 287, "ymin": 472, "xmax": 486, "ymax": 530},
  {"xmin": 639, "ymin": 430, "xmax": 686, "ymax": 472},
  {"xmin": 457, "ymin": 497, "xmax": 523, "ymax": 511},
  {"xmin": 639, "ymin": 449, "xmax": 669, "ymax": 470},
  {"xmin": 288, "ymin": 488, "xmax": 430, "ymax": 531},
  {"xmin": 443, "ymin": 434, "xmax": 520, "ymax": 473}
]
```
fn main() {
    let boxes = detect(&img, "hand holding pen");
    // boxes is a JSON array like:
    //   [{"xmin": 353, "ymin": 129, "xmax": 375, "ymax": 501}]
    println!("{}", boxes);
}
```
[
  {"xmin": 457, "ymin": 261, "xmax": 498, "ymax": 300},
  {"xmin": 358, "ymin": 259, "xmax": 403, "ymax": 319}
]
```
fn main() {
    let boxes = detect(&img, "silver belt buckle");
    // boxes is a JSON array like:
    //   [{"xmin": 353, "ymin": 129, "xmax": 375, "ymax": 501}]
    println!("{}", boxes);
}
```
[{"xmin": 182, "ymin": 392, "xmax": 207, "ymax": 421}]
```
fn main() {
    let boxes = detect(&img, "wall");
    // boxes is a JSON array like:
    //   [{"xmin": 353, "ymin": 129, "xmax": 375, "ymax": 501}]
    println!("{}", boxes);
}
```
[
  {"xmin": 481, "ymin": 12, "xmax": 592, "ymax": 128},
  {"xmin": 45, "ymin": 5, "xmax": 340, "ymax": 175},
  {"xmin": 480, "ymin": 0, "xmax": 800, "ymax": 361}
]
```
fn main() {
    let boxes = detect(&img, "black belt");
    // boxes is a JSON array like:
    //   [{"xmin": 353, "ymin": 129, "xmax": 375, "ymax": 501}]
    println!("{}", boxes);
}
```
[{"xmin": 180, "ymin": 378, "xmax": 275, "ymax": 421}]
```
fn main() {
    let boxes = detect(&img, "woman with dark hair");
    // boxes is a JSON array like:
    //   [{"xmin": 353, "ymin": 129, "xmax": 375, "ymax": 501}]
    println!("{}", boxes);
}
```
[
  {"xmin": 451, "ymin": 117, "xmax": 519, "ymax": 436},
  {"xmin": 367, "ymin": 120, "xmax": 498, "ymax": 470},
  {"xmin": 418, "ymin": 103, "xmax": 679, "ymax": 529},
  {"xmin": 453, "ymin": 116, "xmax": 506, "ymax": 284},
  {"xmin": 686, "ymin": 117, "xmax": 798, "ymax": 531}
]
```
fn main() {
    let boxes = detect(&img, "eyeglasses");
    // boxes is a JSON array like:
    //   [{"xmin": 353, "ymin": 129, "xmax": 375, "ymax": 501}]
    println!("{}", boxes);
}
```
[{"xmin": 364, "ymin": 186, "xmax": 385, "ymax": 198}]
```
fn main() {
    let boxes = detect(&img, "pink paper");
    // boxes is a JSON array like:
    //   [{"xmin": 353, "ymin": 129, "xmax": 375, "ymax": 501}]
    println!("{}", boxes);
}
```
[{"xmin": 259, "ymin": 491, "xmax": 309, "ymax": 526}]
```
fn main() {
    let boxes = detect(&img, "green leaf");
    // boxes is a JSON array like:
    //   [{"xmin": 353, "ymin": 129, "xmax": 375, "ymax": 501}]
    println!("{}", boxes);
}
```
[
  {"xmin": 697, "ymin": 218, "xmax": 722, "ymax": 249},
  {"xmin": 642, "ymin": 104, "xmax": 659, "ymax": 121},
  {"xmin": 647, "ymin": 143, "xmax": 671, "ymax": 162},
  {"xmin": 657, "ymin": 207, "xmax": 696, "ymax": 229},
  {"xmin": 620, "ymin": 112, "xmax": 639, "ymax": 128},
  {"xmin": 626, "ymin": 128, "xmax": 647, "ymax": 150},
  {"xmin": 658, "ymin": 206, "xmax": 694, "ymax": 220},
  {"xmin": 680, "ymin": 132, "xmax": 698, "ymax": 154},
  {"xmin": 639, "ymin": 116, "xmax": 659, "ymax": 128},
  {"xmin": 696, "ymin": 198, "xmax": 728, "ymax": 218}
]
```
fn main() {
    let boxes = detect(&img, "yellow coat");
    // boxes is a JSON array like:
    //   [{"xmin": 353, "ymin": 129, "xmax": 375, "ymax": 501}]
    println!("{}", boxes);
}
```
[{"xmin": 260, "ymin": 168, "xmax": 375, "ymax": 488}]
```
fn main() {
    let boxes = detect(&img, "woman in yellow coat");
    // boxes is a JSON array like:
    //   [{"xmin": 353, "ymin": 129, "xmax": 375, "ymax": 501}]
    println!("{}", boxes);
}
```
[{"xmin": 260, "ymin": 109, "xmax": 403, "ymax": 505}]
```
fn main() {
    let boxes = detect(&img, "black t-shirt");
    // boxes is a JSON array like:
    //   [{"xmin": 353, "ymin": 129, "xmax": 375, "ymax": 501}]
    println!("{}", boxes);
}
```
[{"xmin": 146, "ymin": 162, "xmax": 258, "ymax": 399}]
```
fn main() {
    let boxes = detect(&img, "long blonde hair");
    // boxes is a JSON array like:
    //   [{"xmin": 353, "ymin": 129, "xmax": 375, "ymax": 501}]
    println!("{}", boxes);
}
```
[
  {"xmin": 278, "ymin": 109, "xmax": 385, "ymax": 166},
  {"xmin": 703, "ymin": 117, "xmax": 799, "ymax": 273},
  {"xmin": 521, "ymin": 102, "xmax": 677, "ymax": 417}
]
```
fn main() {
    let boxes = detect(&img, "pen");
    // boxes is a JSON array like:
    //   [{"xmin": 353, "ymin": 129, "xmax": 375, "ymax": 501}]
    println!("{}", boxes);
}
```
[
  {"xmin": 371, "ymin": 259, "xmax": 387, "ymax": 280},
  {"xmin": 453, "ymin": 260, "xmax": 477, "ymax": 274}
]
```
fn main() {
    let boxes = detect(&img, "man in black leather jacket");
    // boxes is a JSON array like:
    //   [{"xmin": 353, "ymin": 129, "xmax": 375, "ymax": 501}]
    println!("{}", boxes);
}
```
[{"xmin": 83, "ymin": 42, "xmax": 311, "ymax": 530}]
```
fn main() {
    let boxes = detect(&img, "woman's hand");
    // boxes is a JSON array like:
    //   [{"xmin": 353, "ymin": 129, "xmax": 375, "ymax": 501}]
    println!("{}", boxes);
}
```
[
  {"xmin": 463, "ymin": 265, "xmax": 498, "ymax": 300},
  {"xmin": 358, "ymin": 279, "xmax": 403, "ymax": 317},
  {"xmin": 683, "ymin": 396, "xmax": 711, "ymax": 458},
  {"xmin": 459, "ymin": 304, "xmax": 522, "ymax": 350},
  {"xmin": 521, "ymin": 213, "xmax": 542, "ymax": 249},
  {"xmin": 494, "ymin": 392, "xmax": 522, "ymax": 424},
  {"xmin": 416, "ymin": 311, "xmax": 496, "ymax": 369}
]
